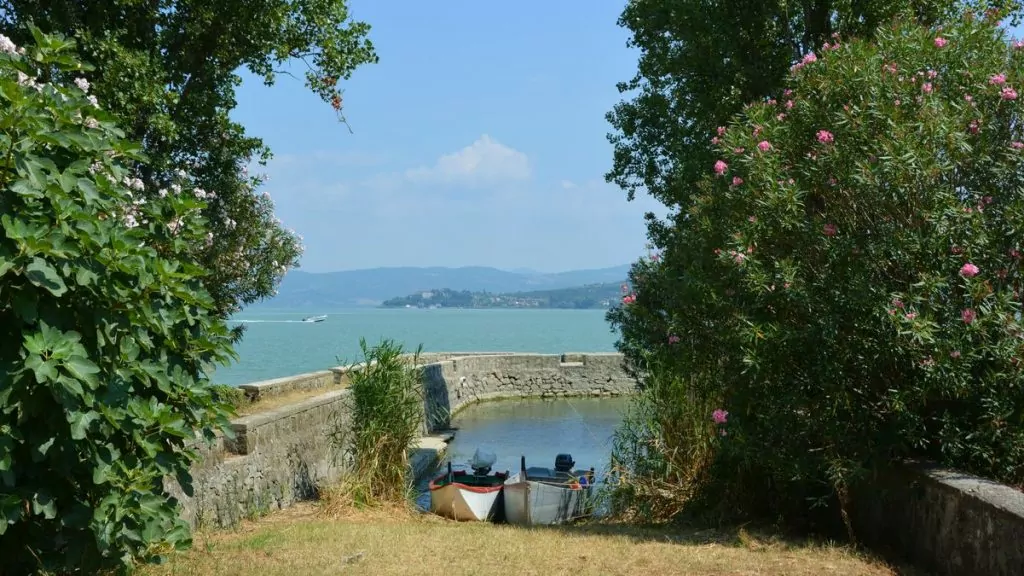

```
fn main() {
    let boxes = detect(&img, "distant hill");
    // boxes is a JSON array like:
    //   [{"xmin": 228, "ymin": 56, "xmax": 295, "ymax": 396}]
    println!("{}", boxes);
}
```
[
  {"xmin": 248, "ymin": 264, "xmax": 632, "ymax": 309},
  {"xmin": 381, "ymin": 282, "xmax": 625, "ymax": 310}
]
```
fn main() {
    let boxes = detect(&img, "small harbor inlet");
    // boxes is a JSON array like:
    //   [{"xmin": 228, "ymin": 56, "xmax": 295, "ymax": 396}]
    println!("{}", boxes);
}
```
[{"xmin": 415, "ymin": 396, "xmax": 629, "ymax": 514}]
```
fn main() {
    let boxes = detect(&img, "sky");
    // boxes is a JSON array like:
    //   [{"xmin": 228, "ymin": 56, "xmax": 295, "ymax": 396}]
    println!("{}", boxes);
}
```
[{"xmin": 231, "ymin": 1, "xmax": 664, "ymax": 274}]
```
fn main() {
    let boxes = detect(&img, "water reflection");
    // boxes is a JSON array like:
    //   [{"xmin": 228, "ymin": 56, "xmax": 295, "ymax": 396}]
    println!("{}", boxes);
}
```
[{"xmin": 415, "ymin": 396, "xmax": 629, "ymax": 511}]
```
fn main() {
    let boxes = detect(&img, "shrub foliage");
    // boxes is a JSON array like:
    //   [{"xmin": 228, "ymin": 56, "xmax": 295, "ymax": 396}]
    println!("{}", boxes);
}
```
[
  {"xmin": 610, "ymin": 10, "xmax": 1024, "ymax": 527},
  {"xmin": 0, "ymin": 29, "xmax": 233, "ymax": 572}
]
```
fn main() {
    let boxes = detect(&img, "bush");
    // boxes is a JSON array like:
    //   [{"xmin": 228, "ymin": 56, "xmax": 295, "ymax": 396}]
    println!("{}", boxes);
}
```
[
  {"xmin": 325, "ymin": 339, "xmax": 424, "ymax": 511},
  {"xmin": 611, "ymin": 9, "xmax": 1024, "ymax": 529},
  {"xmin": 0, "ymin": 29, "xmax": 233, "ymax": 573}
]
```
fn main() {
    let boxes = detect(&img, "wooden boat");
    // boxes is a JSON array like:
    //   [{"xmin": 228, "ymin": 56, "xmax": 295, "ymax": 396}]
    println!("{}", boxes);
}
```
[
  {"xmin": 302, "ymin": 315, "xmax": 327, "ymax": 323},
  {"xmin": 429, "ymin": 450, "xmax": 508, "ymax": 522},
  {"xmin": 503, "ymin": 454, "xmax": 596, "ymax": 526}
]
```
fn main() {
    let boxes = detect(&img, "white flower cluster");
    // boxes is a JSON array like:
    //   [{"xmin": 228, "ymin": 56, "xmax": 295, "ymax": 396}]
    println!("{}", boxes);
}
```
[
  {"xmin": 0, "ymin": 34, "xmax": 16, "ymax": 55},
  {"xmin": 74, "ymin": 77, "xmax": 90, "ymax": 92}
]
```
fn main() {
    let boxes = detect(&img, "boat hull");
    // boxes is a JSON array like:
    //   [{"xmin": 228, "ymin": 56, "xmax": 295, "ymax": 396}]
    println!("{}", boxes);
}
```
[
  {"xmin": 503, "ymin": 471, "xmax": 593, "ymax": 526},
  {"xmin": 429, "ymin": 483, "xmax": 504, "ymax": 522}
]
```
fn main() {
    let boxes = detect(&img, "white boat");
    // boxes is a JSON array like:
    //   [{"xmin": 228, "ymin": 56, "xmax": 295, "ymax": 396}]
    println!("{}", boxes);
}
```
[
  {"xmin": 429, "ymin": 449, "xmax": 508, "ymax": 522},
  {"xmin": 503, "ymin": 454, "xmax": 595, "ymax": 526},
  {"xmin": 302, "ymin": 315, "xmax": 327, "ymax": 323}
]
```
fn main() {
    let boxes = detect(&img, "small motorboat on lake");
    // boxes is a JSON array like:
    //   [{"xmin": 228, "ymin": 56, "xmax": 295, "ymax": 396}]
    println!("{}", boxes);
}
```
[
  {"xmin": 302, "ymin": 315, "xmax": 327, "ymax": 323},
  {"xmin": 429, "ymin": 449, "xmax": 508, "ymax": 522},
  {"xmin": 503, "ymin": 454, "xmax": 596, "ymax": 526}
]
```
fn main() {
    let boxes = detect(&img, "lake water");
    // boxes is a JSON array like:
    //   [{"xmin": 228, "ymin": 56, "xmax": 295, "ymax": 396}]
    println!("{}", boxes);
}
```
[
  {"xmin": 216, "ymin": 308, "xmax": 619, "ymax": 386},
  {"xmin": 414, "ymin": 396, "xmax": 630, "ymax": 511}
]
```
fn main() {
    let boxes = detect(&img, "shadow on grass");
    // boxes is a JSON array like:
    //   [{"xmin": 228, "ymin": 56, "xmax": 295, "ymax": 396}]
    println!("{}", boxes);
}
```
[{"xmin": 524, "ymin": 520, "xmax": 929, "ymax": 576}]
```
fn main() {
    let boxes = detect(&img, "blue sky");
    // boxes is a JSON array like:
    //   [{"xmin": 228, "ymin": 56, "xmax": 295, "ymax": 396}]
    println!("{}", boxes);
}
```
[{"xmin": 231, "ymin": 0, "xmax": 663, "ymax": 274}]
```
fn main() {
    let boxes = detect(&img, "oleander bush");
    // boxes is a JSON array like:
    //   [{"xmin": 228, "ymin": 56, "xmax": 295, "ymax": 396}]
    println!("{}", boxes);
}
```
[
  {"xmin": 0, "ymin": 28, "xmax": 233, "ymax": 573},
  {"xmin": 610, "ymin": 9, "xmax": 1024, "ymax": 530}
]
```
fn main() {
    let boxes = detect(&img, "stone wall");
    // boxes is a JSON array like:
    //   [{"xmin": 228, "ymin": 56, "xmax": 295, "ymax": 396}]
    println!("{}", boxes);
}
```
[
  {"xmin": 170, "ymin": 352, "xmax": 635, "ymax": 528},
  {"xmin": 852, "ymin": 461, "xmax": 1024, "ymax": 576}
]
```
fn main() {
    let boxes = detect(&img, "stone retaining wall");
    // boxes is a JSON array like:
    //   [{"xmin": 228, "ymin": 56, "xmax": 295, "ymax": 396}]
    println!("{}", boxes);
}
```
[
  {"xmin": 170, "ymin": 352, "xmax": 635, "ymax": 528},
  {"xmin": 852, "ymin": 461, "xmax": 1024, "ymax": 576}
]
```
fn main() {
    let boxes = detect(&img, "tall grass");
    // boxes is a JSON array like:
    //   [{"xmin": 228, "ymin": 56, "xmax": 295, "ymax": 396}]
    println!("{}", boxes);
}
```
[
  {"xmin": 323, "ymin": 338, "xmax": 425, "ymax": 513},
  {"xmin": 607, "ymin": 359, "xmax": 721, "ymax": 523}
]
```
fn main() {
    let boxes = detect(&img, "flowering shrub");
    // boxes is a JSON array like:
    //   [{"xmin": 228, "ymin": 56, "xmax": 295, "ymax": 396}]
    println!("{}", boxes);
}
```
[
  {"xmin": 612, "ymin": 9, "xmax": 1024, "ymax": 528},
  {"xmin": 0, "ymin": 28, "xmax": 233, "ymax": 572}
]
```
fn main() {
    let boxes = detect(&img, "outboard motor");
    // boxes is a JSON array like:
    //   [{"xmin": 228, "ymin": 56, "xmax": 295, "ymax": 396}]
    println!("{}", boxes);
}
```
[
  {"xmin": 469, "ymin": 447, "xmax": 497, "ymax": 476},
  {"xmin": 554, "ymin": 453, "xmax": 575, "ymax": 473}
]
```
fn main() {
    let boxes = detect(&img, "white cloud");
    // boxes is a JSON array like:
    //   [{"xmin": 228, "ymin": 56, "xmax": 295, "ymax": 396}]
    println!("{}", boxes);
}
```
[
  {"xmin": 405, "ymin": 134, "xmax": 530, "ymax": 185},
  {"xmin": 560, "ymin": 179, "xmax": 577, "ymax": 189}
]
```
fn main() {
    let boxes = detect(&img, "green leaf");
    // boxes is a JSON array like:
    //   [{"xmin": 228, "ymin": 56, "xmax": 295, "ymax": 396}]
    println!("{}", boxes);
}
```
[
  {"xmin": 75, "ymin": 267, "xmax": 98, "ymax": 287},
  {"xmin": 68, "ymin": 411, "xmax": 98, "ymax": 440},
  {"xmin": 77, "ymin": 178, "xmax": 100, "ymax": 203},
  {"xmin": 64, "ymin": 356, "xmax": 100, "ymax": 389},
  {"xmin": 25, "ymin": 355, "xmax": 58, "ymax": 384},
  {"xmin": 59, "ymin": 170, "xmax": 78, "ymax": 193},
  {"xmin": 0, "ymin": 494, "xmax": 23, "ymax": 536},
  {"xmin": 25, "ymin": 257, "xmax": 67, "ymax": 296},
  {"xmin": 9, "ymin": 178, "xmax": 42, "ymax": 198},
  {"xmin": 31, "ymin": 492, "xmax": 57, "ymax": 520}
]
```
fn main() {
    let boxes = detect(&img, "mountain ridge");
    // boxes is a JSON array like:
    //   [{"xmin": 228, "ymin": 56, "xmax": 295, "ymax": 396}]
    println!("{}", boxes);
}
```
[{"xmin": 249, "ymin": 264, "xmax": 632, "ymax": 309}]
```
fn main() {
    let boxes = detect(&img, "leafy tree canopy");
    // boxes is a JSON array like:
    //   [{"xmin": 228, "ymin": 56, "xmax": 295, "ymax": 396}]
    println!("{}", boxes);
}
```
[{"xmin": 0, "ymin": 0, "xmax": 378, "ymax": 326}]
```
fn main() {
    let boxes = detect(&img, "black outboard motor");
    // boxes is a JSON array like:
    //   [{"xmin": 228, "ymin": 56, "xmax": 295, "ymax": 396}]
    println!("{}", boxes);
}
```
[{"xmin": 554, "ymin": 453, "xmax": 575, "ymax": 473}]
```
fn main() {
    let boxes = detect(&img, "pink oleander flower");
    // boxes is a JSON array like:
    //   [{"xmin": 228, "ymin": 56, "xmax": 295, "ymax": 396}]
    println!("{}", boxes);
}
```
[
  {"xmin": 950, "ymin": 350, "xmax": 961, "ymax": 359},
  {"xmin": 1002, "ymin": 87, "xmax": 1018, "ymax": 100},
  {"xmin": 990, "ymin": 73, "xmax": 1007, "ymax": 85},
  {"xmin": 965, "ymin": 94, "xmax": 973, "ymax": 102},
  {"xmin": 962, "ymin": 308, "xmax": 977, "ymax": 324},
  {"xmin": 905, "ymin": 312, "xmax": 918, "ymax": 320},
  {"xmin": 802, "ymin": 52, "xmax": 817, "ymax": 65},
  {"xmin": 922, "ymin": 82, "xmax": 933, "ymax": 94},
  {"xmin": 893, "ymin": 298, "xmax": 905, "ymax": 309},
  {"xmin": 983, "ymin": 196, "xmax": 993, "ymax": 205},
  {"xmin": 927, "ymin": 69, "xmax": 938, "ymax": 79},
  {"xmin": 668, "ymin": 334, "xmax": 680, "ymax": 344},
  {"xmin": 1015, "ymin": 40, "xmax": 1024, "ymax": 50},
  {"xmin": 712, "ymin": 136, "xmax": 720, "ymax": 145},
  {"xmin": 777, "ymin": 113, "xmax": 786, "ymax": 121},
  {"xmin": 734, "ymin": 147, "xmax": 745, "ymax": 154},
  {"xmin": 960, "ymin": 262, "xmax": 980, "ymax": 278},
  {"xmin": 1011, "ymin": 249, "xmax": 1022, "ymax": 259},
  {"xmin": 817, "ymin": 130, "xmax": 834, "ymax": 144},
  {"xmin": 969, "ymin": 120, "xmax": 980, "ymax": 134},
  {"xmin": 622, "ymin": 294, "xmax": 636, "ymax": 305},
  {"xmin": 823, "ymin": 223, "xmax": 837, "ymax": 236},
  {"xmin": 732, "ymin": 251, "xmax": 747, "ymax": 264},
  {"xmin": 1013, "ymin": 142, "xmax": 1024, "ymax": 150},
  {"xmin": 784, "ymin": 89, "xmax": 793, "ymax": 96},
  {"xmin": 717, "ymin": 126, "xmax": 727, "ymax": 136},
  {"xmin": 785, "ymin": 99, "xmax": 794, "ymax": 110},
  {"xmin": 714, "ymin": 160, "xmax": 728, "ymax": 176},
  {"xmin": 757, "ymin": 140, "xmax": 772, "ymax": 152},
  {"xmin": 732, "ymin": 176, "xmax": 744, "ymax": 187},
  {"xmin": 748, "ymin": 215, "xmax": 757, "ymax": 223},
  {"xmin": 934, "ymin": 37, "xmax": 948, "ymax": 47},
  {"xmin": 712, "ymin": 409, "xmax": 729, "ymax": 424}
]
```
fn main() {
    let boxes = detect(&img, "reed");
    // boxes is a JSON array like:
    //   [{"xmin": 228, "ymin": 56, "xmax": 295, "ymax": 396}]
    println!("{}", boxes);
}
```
[{"xmin": 323, "ymin": 338, "xmax": 426, "ymax": 514}]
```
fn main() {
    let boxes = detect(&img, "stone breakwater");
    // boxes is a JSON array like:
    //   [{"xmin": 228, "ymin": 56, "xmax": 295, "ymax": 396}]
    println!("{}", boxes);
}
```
[{"xmin": 168, "ymin": 352, "xmax": 636, "ymax": 528}]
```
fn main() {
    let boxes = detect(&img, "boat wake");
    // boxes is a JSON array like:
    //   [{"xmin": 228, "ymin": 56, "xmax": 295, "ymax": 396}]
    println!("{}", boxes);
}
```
[{"xmin": 228, "ymin": 319, "xmax": 308, "ymax": 323}]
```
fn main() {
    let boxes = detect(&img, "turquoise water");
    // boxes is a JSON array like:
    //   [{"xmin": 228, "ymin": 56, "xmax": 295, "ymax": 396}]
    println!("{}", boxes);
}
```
[
  {"xmin": 216, "ymin": 308, "xmax": 619, "ymax": 386},
  {"xmin": 415, "ymin": 396, "xmax": 629, "ymax": 510}
]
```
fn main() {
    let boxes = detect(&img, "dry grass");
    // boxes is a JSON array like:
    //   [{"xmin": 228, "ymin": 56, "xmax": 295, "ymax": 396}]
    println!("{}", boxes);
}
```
[{"xmin": 142, "ymin": 504, "xmax": 910, "ymax": 576}]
